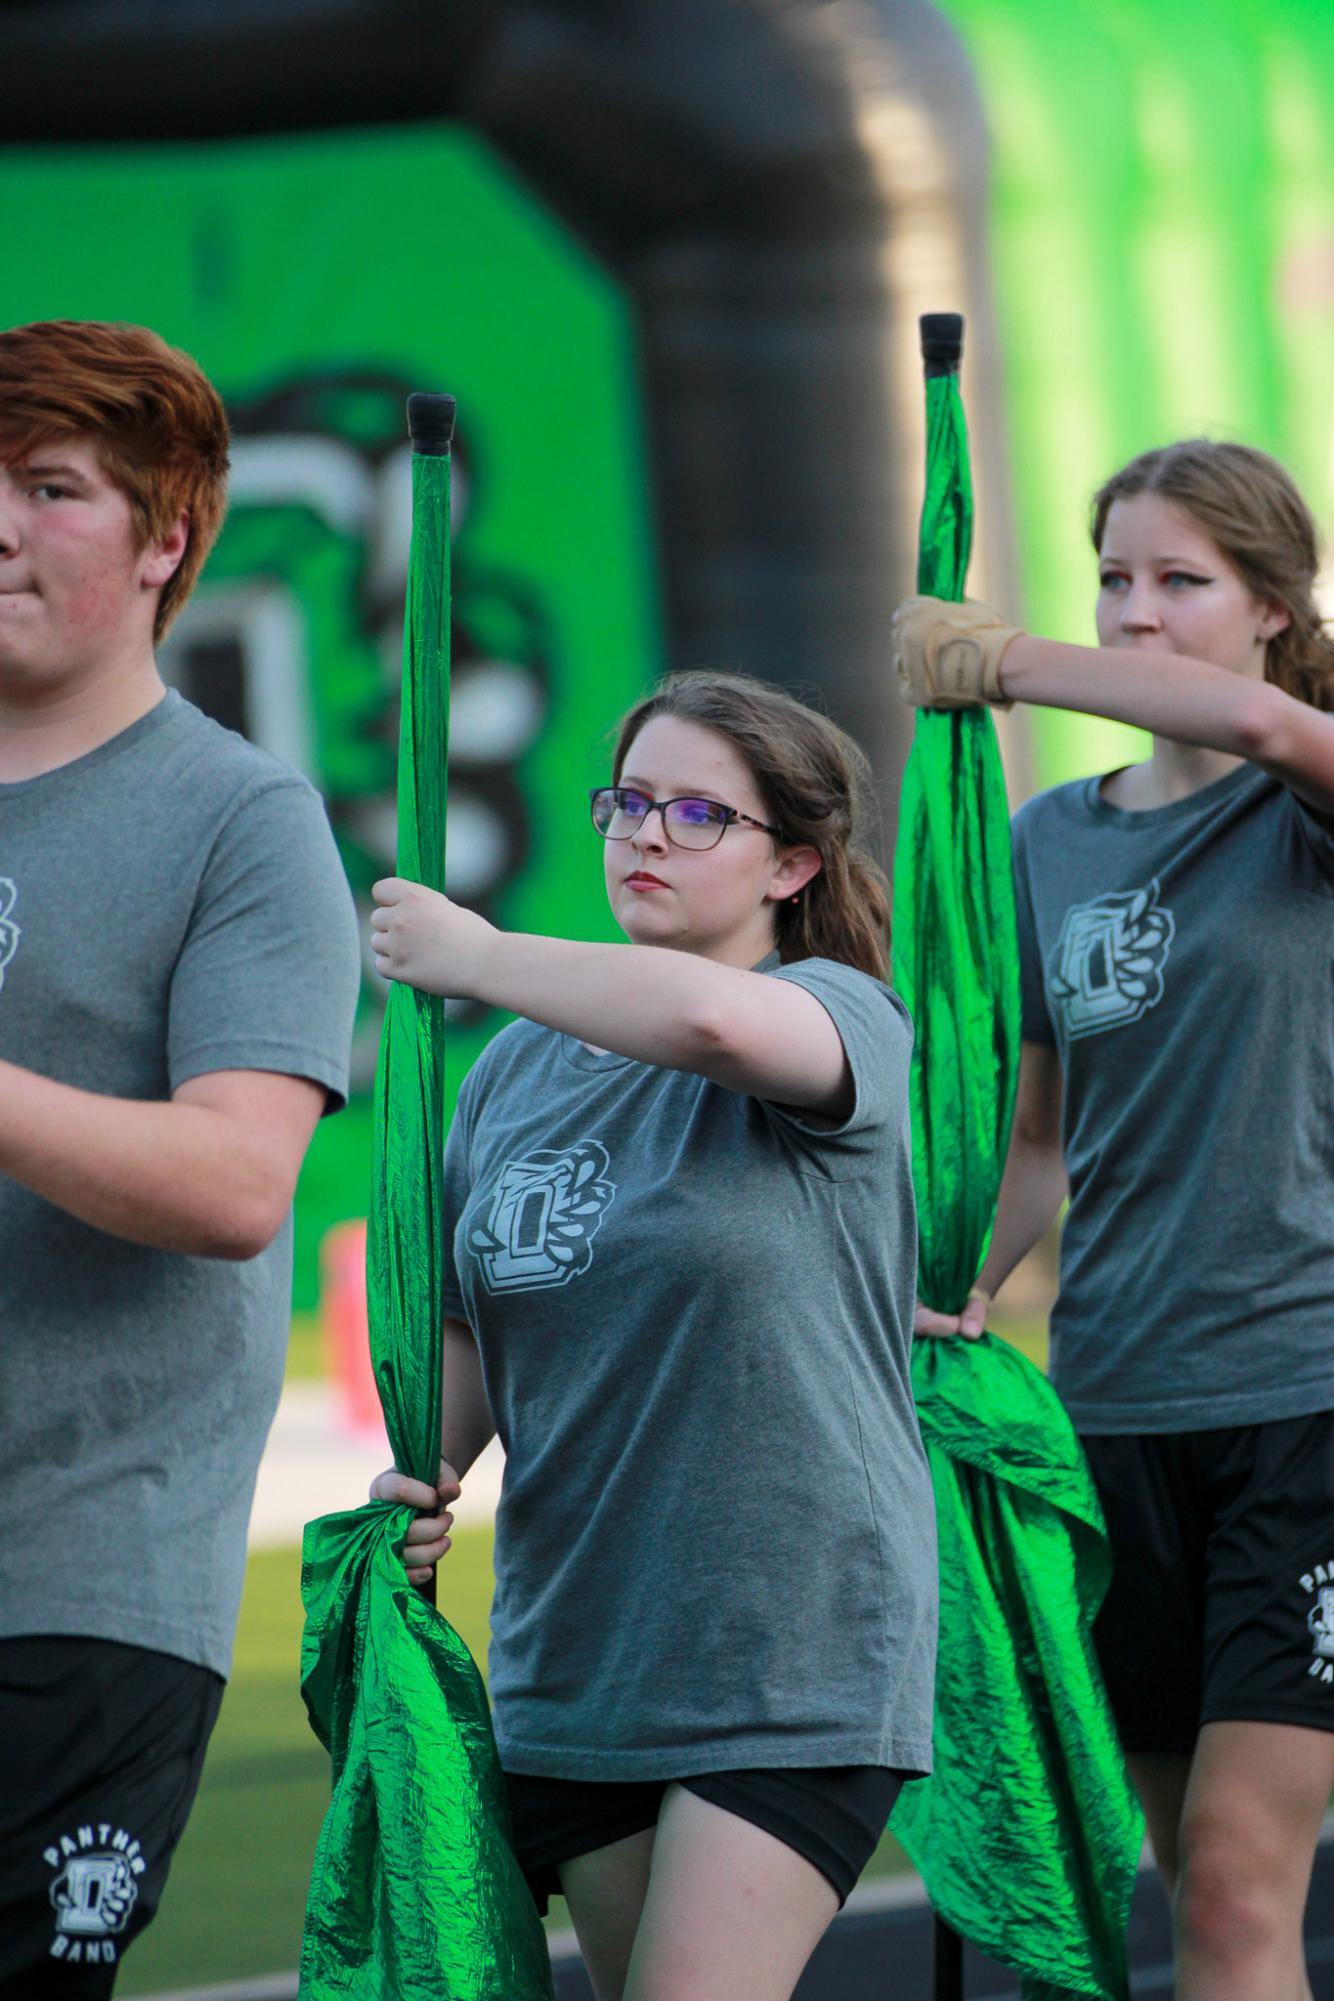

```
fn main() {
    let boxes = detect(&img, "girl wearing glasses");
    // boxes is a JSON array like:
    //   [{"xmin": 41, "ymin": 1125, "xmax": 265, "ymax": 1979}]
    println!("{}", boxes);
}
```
[
  {"xmin": 895, "ymin": 439, "xmax": 1334, "ymax": 2001},
  {"xmin": 369, "ymin": 671, "xmax": 935, "ymax": 2001}
]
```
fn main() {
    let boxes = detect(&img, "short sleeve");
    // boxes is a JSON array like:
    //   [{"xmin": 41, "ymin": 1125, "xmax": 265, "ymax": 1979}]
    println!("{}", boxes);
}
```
[
  {"xmin": 440, "ymin": 1084, "xmax": 475, "ymax": 1324},
  {"xmin": 762, "ymin": 958, "xmax": 912, "ymax": 1164},
  {"xmin": 168, "ymin": 777, "xmax": 360, "ymax": 1108},
  {"xmin": 1010, "ymin": 807, "xmax": 1056, "ymax": 1046}
]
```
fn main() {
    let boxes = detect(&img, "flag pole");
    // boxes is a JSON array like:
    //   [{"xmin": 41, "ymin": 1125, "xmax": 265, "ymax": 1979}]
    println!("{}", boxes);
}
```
[
  {"xmin": 399, "ymin": 390, "xmax": 456, "ymax": 1611},
  {"xmin": 911, "ymin": 311, "xmax": 970, "ymax": 2001}
]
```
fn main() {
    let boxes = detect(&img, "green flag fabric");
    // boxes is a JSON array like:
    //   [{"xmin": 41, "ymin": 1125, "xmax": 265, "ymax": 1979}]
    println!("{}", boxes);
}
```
[
  {"xmin": 888, "ymin": 320, "xmax": 1142, "ymax": 2000},
  {"xmin": 892, "ymin": 1339, "xmax": 1142, "ymax": 2001},
  {"xmin": 890, "ymin": 353, "xmax": 1018, "ymax": 1313},
  {"xmin": 298, "ymin": 404, "xmax": 553, "ymax": 2001}
]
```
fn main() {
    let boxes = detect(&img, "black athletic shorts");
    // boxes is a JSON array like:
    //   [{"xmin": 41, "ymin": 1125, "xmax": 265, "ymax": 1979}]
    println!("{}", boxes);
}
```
[
  {"xmin": 0, "ymin": 1636, "xmax": 224, "ymax": 1997},
  {"xmin": 1081, "ymin": 1411, "xmax": 1334, "ymax": 1755},
  {"xmin": 503, "ymin": 1764, "xmax": 907, "ymax": 1914}
]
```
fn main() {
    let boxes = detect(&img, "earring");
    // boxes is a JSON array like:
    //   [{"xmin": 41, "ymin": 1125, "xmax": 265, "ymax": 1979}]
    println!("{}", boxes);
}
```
[{"xmin": 790, "ymin": 893, "xmax": 801, "ymax": 905}]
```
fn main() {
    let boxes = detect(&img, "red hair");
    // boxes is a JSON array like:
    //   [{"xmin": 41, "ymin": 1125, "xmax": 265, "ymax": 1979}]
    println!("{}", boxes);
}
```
[{"xmin": 0, "ymin": 320, "xmax": 229, "ymax": 639}]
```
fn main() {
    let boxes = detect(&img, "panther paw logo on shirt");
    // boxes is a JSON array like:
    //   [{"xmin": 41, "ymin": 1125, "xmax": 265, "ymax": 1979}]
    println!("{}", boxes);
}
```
[
  {"xmin": 1047, "ymin": 878, "xmax": 1175, "ymax": 1040},
  {"xmin": 472, "ymin": 1138, "xmax": 617, "ymax": 1293}
]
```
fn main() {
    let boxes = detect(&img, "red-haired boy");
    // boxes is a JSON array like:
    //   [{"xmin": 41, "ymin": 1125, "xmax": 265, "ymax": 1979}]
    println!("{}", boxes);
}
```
[{"xmin": 0, "ymin": 322, "xmax": 360, "ymax": 1992}]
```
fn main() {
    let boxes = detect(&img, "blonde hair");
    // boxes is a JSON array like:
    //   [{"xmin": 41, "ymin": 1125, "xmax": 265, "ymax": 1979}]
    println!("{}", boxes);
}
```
[
  {"xmin": 1090, "ymin": 439, "xmax": 1334, "ymax": 711},
  {"xmin": 611, "ymin": 670, "xmax": 890, "ymax": 979}
]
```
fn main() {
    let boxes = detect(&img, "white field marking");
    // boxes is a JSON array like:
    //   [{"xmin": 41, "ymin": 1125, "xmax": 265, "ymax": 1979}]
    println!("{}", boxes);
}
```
[{"xmin": 247, "ymin": 1379, "xmax": 504, "ymax": 1549}]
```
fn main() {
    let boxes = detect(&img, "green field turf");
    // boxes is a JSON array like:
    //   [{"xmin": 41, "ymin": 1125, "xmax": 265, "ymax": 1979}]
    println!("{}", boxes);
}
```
[{"xmin": 284, "ymin": 1310, "xmax": 325, "ymax": 1382}]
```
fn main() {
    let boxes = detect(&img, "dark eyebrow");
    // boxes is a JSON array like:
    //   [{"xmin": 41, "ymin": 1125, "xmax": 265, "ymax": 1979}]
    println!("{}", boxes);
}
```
[
  {"xmin": 618, "ymin": 774, "xmax": 731, "ymax": 801},
  {"xmin": 1100, "ymin": 553, "xmax": 1213, "ymax": 570},
  {"xmin": 22, "ymin": 462, "xmax": 94, "ymax": 485}
]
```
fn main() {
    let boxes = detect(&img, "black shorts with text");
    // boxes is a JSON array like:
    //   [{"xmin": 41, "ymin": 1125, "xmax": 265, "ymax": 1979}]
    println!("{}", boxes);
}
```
[
  {"xmin": 0, "ymin": 1636, "xmax": 223, "ymax": 1997},
  {"xmin": 1081, "ymin": 1410, "xmax": 1334, "ymax": 1755}
]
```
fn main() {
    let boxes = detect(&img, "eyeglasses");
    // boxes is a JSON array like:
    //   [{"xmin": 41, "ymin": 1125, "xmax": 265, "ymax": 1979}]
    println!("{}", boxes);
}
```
[{"xmin": 589, "ymin": 786, "xmax": 783, "ymax": 852}]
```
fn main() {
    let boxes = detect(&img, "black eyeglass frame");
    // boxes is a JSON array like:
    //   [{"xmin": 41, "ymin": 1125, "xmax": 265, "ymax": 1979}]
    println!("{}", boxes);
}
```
[{"xmin": 588, "ymin": 786, "xmax": 785, "ymax": 851}]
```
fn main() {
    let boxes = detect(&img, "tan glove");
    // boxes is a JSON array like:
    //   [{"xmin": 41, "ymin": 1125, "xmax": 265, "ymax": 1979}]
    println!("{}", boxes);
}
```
[{"xmin": 892, "ymin": 595, "xmax": 1022, "ymax": 709}]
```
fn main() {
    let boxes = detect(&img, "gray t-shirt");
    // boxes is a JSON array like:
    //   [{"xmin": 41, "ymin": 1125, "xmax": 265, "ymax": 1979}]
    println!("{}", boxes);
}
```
[
  {"xmin": 0, "ymin": 691, "xmax": 359, "ymax": 1677},
  {"xmin": 441, "ymin": 955, "xmax": 936, "ymax": 1781},
  {"xmin": 1013, "ymin": 762, "xmax": 1334, "ymax": 1433}
]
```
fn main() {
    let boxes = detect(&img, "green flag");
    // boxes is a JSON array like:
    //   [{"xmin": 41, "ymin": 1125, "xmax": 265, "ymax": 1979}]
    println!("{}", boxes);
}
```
[
  {"xmin": 298, "ymin": 395, "xmax": 553, "ymax": 2001},
  {"xmin": 889, "ymin": 317, "xmax": 1141, "ymax": 2000}
]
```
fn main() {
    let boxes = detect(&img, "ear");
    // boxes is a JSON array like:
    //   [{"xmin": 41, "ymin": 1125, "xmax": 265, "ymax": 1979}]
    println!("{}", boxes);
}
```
[
  {"xmin": 766, "ymin": 845, "xmax": 823, "ymax": 903},
  {"xmin": 1256, "ymin": 599, "xmax": 1291, "ymax": 643},
  {"xmin": 140, "ymin": 511, "xmax": 189, "ymax": 592}
]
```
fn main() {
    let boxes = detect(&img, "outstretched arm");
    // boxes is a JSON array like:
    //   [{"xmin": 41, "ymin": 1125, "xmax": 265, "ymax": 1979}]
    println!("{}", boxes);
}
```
[
  {"xmin": 893, "ymin": 595, "xmax": 1334, "ymax": 817},
  {"xmin": 1000, "ymin": 635, "xmax": 1334, "ymax": 817},
  {"xmin": 371, "ymin": 883, "xmax": 856, "ymax": 1119}
]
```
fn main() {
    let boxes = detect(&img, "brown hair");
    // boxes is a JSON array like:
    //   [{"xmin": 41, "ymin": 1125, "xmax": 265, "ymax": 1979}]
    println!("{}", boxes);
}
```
[
  {"xmin": 1090, "ymin": 439, "xmax": 1334, "ymax": 711},
  {"xmin": 611, "ymin": 670, "xmax": 891, "ymax": 979},
  {"xmin": 0, "ymin": 320, "xmax": 230, "ymax": 639}
]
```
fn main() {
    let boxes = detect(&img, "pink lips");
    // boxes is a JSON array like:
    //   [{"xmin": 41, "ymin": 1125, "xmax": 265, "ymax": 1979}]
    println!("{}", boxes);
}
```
[{"xmin": 625, "ymin": 872, "xmax": 669, "ymax": 891}]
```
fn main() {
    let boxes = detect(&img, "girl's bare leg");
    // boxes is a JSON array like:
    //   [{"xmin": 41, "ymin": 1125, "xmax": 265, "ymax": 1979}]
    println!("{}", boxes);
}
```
[
  {"xmin": 559, "ymin": 1827, "xmax": 657, "ymax": 2001},
  {"xmin": 624, "ymin": 1784, "xmax": 839, "ymax": 2001},
  {"xmin": 1169, "ymin": 1721, "xmax": 1334, "ymax": 2001}
]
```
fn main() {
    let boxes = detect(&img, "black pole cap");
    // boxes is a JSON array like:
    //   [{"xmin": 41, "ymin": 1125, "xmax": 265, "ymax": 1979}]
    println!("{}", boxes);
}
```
[
  {"xmin": 407, "ymin": 392, "xmax": 456, "ymax": 455},
  {"xmin": 920, "ymin": 313, "xmax": 964, "ymax": 378}
]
